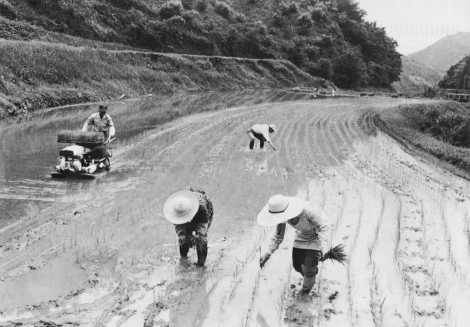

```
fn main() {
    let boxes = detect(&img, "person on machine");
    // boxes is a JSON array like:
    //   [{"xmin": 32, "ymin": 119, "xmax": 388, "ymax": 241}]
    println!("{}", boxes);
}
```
[{"xmin": 82, "ymin": 104, "xmax": 115, "ymax": 159}]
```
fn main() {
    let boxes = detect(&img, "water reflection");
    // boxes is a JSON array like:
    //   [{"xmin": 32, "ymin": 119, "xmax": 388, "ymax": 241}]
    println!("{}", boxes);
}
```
[{"xmin": 0, "ymin": 90, "xmax": 311, "ymax": 226}]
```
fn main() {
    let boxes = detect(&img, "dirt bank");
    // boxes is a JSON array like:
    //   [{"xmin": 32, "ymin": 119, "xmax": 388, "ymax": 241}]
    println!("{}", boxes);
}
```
[
  {"xmin": 0, "ymin": 39, "xmax": 331, "ymax": 119},
  {"xmin": 2, "ymin": 97, "xmax": 470, "ymax": 326},
  {"xmin": 374, "ymin": 100, "xmax": 470, "ymax": 179}
]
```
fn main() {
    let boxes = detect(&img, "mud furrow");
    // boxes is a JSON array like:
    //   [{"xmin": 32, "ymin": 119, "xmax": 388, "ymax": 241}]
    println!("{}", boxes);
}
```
[{"xmin": 4, "ymin": 98, "xmax": 470, "ymax": 327}]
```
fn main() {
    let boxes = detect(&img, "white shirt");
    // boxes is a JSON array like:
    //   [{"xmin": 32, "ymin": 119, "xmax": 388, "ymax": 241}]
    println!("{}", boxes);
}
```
[
  {"xmin": 83, "ymin": 112, "xmax": 115, "ymax": 138},
  {"xmin": 249, "ymin": 124, "xmax": 272, "ymax": 142}
]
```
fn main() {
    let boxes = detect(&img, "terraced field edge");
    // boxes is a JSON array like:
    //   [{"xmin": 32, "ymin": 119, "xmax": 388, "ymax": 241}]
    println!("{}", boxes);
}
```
[
  {"xmin": 371, "ymin": 101, "xmax": 470, "ymax": 180},
  {"xmin": 0, "ymin": 40, "xmax": 333, "ymax": 119}
]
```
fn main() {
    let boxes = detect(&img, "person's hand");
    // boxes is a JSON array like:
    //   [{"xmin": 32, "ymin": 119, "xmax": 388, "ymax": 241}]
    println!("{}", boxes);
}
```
[{"xmin": 259, "ymin": 253, "xmax": 271, "ymax": 268}]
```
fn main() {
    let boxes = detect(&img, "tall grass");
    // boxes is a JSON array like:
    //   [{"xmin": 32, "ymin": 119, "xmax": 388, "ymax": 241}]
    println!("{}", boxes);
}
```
[
  {"xmin": 376, "ymin": 102, "xmax": 470, "ymax": 176},
  {"xmin": 0, "ymin": 40, "xmax": 325, "ymax": 118}
]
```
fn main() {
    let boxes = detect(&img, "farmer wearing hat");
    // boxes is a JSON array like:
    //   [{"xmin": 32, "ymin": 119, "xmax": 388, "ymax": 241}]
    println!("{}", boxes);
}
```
[
  {"xmin": 163, "ymin": 187, "xmax": 214, "ymax": 266},
  {"xmin": 82, "ymin": 104, "xmax": 116, "ymax": 159},
  {"xmin": 257, "ymin": 195, "xmax": 345, "ymax": 294},
  {"xmin": 247, "ymin": 124, "xmax": 277, "ymax": 151}
]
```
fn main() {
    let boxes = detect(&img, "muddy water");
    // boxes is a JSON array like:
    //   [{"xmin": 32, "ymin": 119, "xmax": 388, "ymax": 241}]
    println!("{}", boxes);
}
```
[
  {"xmin": 3, "ymin": 96, "xmax": 446, "ymax": 326},
  {"xmin": 0, "ymin": 92, "xmax": 329, "ymax": 314},
  {"xmin": 0, "ymin": 111, "xmax": 93, "ymax": 227},
  {"xmin": 0, "ymin": 90, "xmax": 306, "ymax": 228}
]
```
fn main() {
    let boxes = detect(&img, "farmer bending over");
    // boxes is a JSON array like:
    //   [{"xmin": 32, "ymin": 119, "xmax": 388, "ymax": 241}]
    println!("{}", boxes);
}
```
[
  {"xmin": 163, "ymin": 187, "xmax": 214, "ymax": 267},
  {"xmin": 257, "ymin": 195, "xmax": 345, "ymax": 295},
  {"xmin": 247, "ymin": 124, "xmax": 277, "ymax": 151}
]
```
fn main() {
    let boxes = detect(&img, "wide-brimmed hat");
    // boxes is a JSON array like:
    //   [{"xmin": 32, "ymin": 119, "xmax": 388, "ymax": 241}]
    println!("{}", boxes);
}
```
[
  {"xmin": 163, "ymin": 190, "xmax": 199, "ymax": 225},
  {"xmin": 257, "ymin": 194, "xmax": 306, "ymax": 226}
]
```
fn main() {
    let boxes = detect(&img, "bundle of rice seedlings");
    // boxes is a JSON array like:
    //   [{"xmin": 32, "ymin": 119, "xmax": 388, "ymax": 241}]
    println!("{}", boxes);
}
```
[
  {"xmin": 320, "ymin": 244, "xmax": 347, "ymax": 264},
  {"xmin": 57, "ymin": 130, "xmax": 105, "ymax": 144}
]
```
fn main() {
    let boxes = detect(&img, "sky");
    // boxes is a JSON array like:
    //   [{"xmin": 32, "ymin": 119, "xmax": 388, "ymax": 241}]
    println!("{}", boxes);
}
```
[{"xmin": 357, "ymin": 0, "xmax": 470, "ymax": 54}]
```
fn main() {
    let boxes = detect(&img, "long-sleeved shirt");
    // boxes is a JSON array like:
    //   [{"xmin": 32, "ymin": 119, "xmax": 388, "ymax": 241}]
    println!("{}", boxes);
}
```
[
  {"xmin": 248, "ymin": 124, "xmax": 273, "ymax": 143},
  {"xmin": 83, "ymin": 113, "xmax": 115, "ymax": 138},
  {"xmin": 191, "ymin": 190, "xmax": 214, "ymax": 225},
  {"xmin": 267, "ymin": 204, "xmax": 328, "ymax": 254}
]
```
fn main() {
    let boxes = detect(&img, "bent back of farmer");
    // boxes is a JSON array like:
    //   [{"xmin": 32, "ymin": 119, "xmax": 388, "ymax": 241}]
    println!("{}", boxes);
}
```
[
  {"xmin": 163, "ymin": 187, "xmax": 214, "ymax": 267},
  {"xmin": 247, "ymin": 123, "xmax": 277, "ymax": 151}
]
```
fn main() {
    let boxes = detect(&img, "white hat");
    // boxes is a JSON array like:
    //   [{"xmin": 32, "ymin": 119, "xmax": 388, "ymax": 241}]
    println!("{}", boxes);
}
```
[
  {"xmin": 163, "ymin": 190, "xmax": 200, "ymax": 225},
  {"xmin": 257, "ymin": 195, "xmax": 306, "ymax": 226}
]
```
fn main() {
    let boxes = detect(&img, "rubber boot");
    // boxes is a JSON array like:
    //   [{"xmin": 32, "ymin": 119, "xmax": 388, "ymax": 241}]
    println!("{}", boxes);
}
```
[
  {"xmin": 300, "ymin": 264, "xmax": 316, "ymax": 294},
  {"xmin": 195, "ymin": 241, "xmax": 208, "ymax": 266},
  {"xmin": 179, "ymin": 242, "xmax": 190, "ymax": 258}
]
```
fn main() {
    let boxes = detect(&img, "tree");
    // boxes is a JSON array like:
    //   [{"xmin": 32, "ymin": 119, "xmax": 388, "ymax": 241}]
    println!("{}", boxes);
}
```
[
  {"xmin": 335, "ymin": 0, "xmax": 365, "ymax": 22},
  {"xmin": 333, "ymin": 49, "xmax": 367, "ymax": 88}
]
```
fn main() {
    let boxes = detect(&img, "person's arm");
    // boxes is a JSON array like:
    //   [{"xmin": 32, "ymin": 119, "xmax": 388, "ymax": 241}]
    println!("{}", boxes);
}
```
[
  {"xmin": 107, "ymin": 116, "xmax": 116, "ymax": 140},
  {"xmin": 108, "ymin": 126, "xmax": 116, "ymax": 139},
  {"xmin": 260, "ymin": 223, "xmax": 286, "ymax": 268},
  {"xmin": 308, "ymin": 206, "xmax": 330, "ymax": 253},
  {"xmin": 82, "ymin": 115, "xmax": 93, "ymax": 132},
  {"xmin": 189, "ymin": 188, "xmax": 213, "ymax": 225},
  {"xmin": 262, "ymin": 130, "xmax": 277, "ymax": 151},
  {"xmin": 266, "ymin": 139, "xmax": 277, "ymax": 151}
]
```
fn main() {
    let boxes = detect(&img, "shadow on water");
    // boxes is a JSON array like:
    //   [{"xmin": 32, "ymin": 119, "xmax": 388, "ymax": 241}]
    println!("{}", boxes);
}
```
[{"xmin": 0, "ymin": 89, "xmax": 312, "ymax": 227}]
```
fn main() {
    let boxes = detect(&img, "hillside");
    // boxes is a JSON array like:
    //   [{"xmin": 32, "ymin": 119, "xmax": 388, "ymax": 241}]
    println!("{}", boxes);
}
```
[
  {"xmin": 392, "ymin": 56, "xmax": 442, "ymax": 95},
  {"xmin": 0, "ymin": 0, "xmax": 401, "ymax": 90},
  {"xmin": 0, "ymin": 40, "xmax": 329, "ymax": 118},
  {"xmin": 439, "ymin": 55, "xmax": 470, "ymax": 90},
  {"xmin": 408, "ymin": 32, "xmax": 470, "ymax": 74}
]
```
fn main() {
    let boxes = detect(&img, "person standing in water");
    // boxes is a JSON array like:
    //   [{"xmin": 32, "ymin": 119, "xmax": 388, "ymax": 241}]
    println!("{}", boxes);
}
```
[
  {"xmin": 247, "ymin": 124, "xmax": 277, "ymax": 151},
  {"xmin": 257, "ymin": 194, "xmax": 345, "ymax": 295},
  {"xmin": 163, "ymin": 187, "xmax": 214, "ymax": 267}
]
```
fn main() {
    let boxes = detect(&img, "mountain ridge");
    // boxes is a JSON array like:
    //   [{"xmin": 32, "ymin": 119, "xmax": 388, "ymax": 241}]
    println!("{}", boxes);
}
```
[
  {"xmin": 439, "ymin": 55, "xmax": 470, "ymax": 90},
  {"xmin": 393, "ymin": 56, "xmax": 441, "ymax": 94},
  {"xmin": 408, "ymin": 32, "xmax": 470, "ymax": 74}
]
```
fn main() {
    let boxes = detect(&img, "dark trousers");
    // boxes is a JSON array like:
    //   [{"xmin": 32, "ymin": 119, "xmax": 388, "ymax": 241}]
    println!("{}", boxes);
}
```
[
  {"xmin": 292, "ymin": 248, "xmax": 322, "ymax": 291},
  {"xmin": 89, "ymin": 144, "xmax": 108, "ymax": 159},
  {"xmin": 249, "ymin": 131, "xmax": 266, "ymax": 150},
  {"xmin": 175, "ymin": 218, "xmax": 212, "ymax": 266}
]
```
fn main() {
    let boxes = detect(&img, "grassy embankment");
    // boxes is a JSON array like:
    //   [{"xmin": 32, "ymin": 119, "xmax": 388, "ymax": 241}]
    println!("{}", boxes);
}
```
[
  {"xmin": 0, "ymin": 40, "xmax": 329, "ymax": 119},
  {"xmin": 0, "ymin": 0, "xmax": 402, "ymax": 90},
  {"xmin": 376, "ymin": 101, "xmax": 470, "ymax": 175}
]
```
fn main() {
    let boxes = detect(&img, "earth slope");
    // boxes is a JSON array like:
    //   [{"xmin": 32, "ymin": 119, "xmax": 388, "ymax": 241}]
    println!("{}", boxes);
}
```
[{"xmin": 0, "ymin": 0, "xmax": 401, "ymax": 89}]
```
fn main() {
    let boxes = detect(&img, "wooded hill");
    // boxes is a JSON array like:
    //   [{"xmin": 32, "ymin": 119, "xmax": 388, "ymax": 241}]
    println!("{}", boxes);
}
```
[{"xmin": 0, "ymin": 0, "xmax": 401, "ymax": 89}]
